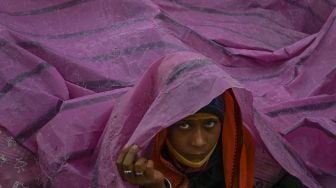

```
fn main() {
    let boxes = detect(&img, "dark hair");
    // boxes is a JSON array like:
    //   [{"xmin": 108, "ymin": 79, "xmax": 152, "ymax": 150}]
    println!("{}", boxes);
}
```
[{"xmin": 197, "ymin": 95, "xmax": 224, "ymax": 122}]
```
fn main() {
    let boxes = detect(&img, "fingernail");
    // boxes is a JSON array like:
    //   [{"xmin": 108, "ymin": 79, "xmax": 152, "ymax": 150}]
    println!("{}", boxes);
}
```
[{"xmin": 132, "ymin": 145, "xmax": 138, "ymax": 150}]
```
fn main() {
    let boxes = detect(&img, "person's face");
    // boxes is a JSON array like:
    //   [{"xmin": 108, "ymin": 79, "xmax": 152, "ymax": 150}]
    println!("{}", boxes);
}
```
[{"xmin": 167, "ymin": 112, "xmax": 221, "ymax": 162}]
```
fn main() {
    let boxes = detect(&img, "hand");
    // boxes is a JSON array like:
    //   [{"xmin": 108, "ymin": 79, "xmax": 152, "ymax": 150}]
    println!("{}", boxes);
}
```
[{"xmin": 116, "ymin": 145, "xmax": 166, "ymax": 188}]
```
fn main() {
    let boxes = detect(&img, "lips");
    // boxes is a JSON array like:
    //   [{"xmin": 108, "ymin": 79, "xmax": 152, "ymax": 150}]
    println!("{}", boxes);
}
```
[{"xmin": 185, "ymin": 153, "xmax": 207, "ymax": 161}]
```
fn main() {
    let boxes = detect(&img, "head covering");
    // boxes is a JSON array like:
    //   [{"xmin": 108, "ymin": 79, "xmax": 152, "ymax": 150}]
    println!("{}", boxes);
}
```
[
  {"xmin": 197, "ymin": 95, "xmax": 225, "ymax": 122},
  {"xmin": 151, "ymin": 90, "xmax": 255, "ymax": 188}
]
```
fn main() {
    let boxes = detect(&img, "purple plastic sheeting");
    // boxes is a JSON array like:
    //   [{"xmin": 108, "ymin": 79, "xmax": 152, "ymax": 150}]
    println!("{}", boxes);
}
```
[{"xmin": 0, "ymin": 0, "xmax": 335, "ymax": 187}]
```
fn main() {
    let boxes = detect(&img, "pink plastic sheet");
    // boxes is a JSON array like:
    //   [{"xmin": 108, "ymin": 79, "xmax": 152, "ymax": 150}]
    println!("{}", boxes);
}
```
[{"xmin": 0, "ymin": 0, "xmax": 335, "ymax": 187}]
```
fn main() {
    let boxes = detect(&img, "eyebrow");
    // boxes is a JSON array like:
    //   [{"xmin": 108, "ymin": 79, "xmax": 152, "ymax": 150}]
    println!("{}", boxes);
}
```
[{"xmin": 178, "ymin": 117, "xmax": 219, "ymax": 123}]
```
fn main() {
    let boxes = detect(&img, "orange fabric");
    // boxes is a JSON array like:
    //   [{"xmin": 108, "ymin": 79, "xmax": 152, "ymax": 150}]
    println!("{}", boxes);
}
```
[
  {"xmin": 151, "ymin": 90, "xmax": 255, "ymax": 188},
  {"xmin": 222, "ymin": 91, "xmax": 256, "ymax": 188},
  {"xmin": 152, "ymin": 130, "xmax": 188, "ymax": 187}
]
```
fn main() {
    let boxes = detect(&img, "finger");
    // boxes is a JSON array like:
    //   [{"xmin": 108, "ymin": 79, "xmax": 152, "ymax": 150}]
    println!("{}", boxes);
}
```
[
  {"xmin": 134, "ymin": 157, "xmax": 147, "ymax": 176},
  {"xmin": 116, "ymin": 146, "xmax": 130, "ymax": 178},
  {"xmin": 144, "ymin": 160, "xmax": 155, "ymax": 178},
  {"xmin": 122, "ymin": 145, "xmax": 139, "ymax": 175},
  {"xmin": 116, "ymin": 145, "xmax": 129, "ymax": 167},
  {"xmin": 144, "ymin": 160, "xmax": 164, "ymax": 185}
]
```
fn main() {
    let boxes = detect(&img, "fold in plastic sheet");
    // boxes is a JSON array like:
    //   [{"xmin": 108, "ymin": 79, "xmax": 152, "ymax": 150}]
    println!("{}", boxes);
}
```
[{"xmin": 0, "ymin": 0, "xmax": 335, "ymax": 187}]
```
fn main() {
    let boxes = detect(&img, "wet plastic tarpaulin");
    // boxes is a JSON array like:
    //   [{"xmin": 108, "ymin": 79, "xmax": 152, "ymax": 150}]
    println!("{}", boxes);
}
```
[{"xmin": 0, "ymin": 0, "xmax": 335, "ymax": 187}]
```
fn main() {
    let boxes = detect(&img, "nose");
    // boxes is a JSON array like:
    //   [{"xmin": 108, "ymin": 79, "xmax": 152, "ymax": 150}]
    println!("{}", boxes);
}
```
[{"xmin": 191, "ymin": 128, "xmax": 207, "ymax": 147}]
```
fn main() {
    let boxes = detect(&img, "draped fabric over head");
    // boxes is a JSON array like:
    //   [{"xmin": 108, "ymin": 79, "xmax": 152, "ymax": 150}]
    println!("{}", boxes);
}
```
[
  {"xmin": 0, "ymin": 1, "xmax": 335, "ymax": 187},
  {"xmin": 151, "ymin": 90, "xmax": 255, "ymax": 188},
  {"xmin": 96, "ymin": 52, "xmax": 248, "ymax": 187}
]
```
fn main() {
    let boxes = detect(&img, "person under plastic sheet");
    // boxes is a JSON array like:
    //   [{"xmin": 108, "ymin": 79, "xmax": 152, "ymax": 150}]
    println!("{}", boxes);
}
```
[{"xmin": 117, "ymin": 90, "xmax": 256, "ymax": 188}]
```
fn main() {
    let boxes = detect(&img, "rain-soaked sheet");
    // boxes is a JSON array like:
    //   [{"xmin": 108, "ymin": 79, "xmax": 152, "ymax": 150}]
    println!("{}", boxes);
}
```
[{"xmin": 0, "ymin": 0, "xmax": 335, "ymax": 187}]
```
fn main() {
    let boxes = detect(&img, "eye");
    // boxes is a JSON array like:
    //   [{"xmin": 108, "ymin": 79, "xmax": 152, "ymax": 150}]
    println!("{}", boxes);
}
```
[
  {"xmin": 204, "ymin": 121, "xmax": 216, "ymax": 128},
  {"xmin": 177, "ymin": 123, "xmax": 191, "ymax": 130}
]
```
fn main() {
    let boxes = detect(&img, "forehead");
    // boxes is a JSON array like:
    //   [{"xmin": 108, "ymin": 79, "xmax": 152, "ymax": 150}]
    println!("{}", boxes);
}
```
[{"xmin": 181, "ymin": 112, "xmax": 219, "ymax": 121}]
